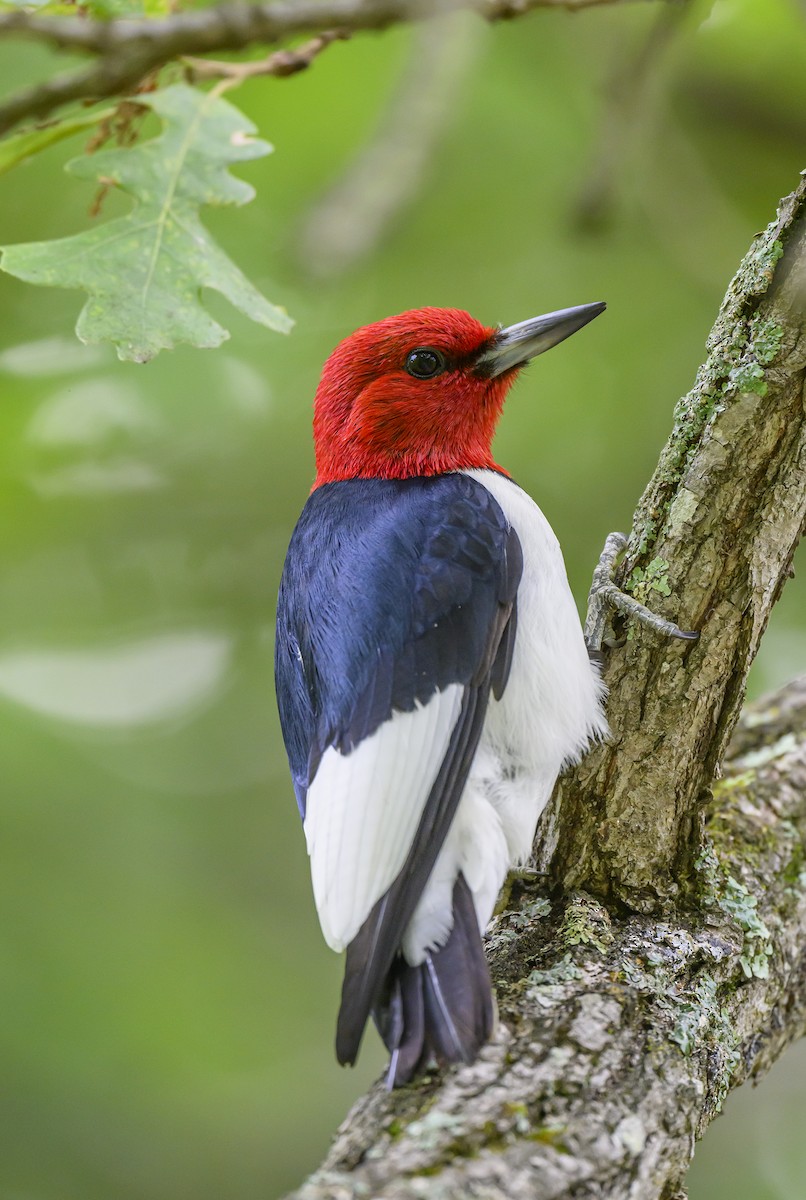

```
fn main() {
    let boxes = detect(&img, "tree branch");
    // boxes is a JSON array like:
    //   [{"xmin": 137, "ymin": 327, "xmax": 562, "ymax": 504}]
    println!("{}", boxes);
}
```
[
  {"xmin": 280, "ymin": 175, "xmax": 806, "ymax": 1200},
  {"xmin": 542, "ymin": 173, "xmax": 806, "ymax": 907},
  {"xmin": 572, "ymin": 0, "xmax": 689, "ymax": 229},
  {"xmin": 286, "ymin": 674, "xmax": 806, "ymax": 1200},
  {"xmin": 182, "ymin": 30, "xmax": 352, "ymax": 84},
  {"xmin": 0, "ymin": 0, "xmax": 666, "ymax": 137}
]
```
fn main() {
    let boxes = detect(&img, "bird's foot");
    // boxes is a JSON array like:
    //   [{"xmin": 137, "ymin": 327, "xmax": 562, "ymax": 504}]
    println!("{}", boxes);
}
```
[
  {"xmin": 493, "ymin": 866, "xmax": 545, "ymax": 916},
  {"xmin": 585, "ymin": 532, "xmax": 699, "ymax": 654}
]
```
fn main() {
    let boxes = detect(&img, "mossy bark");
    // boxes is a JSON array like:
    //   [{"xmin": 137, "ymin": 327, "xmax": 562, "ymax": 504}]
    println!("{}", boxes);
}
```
[
  {"xmin": 284, "ymin": 178, "xmax": 806, "ymax": 1200},
  {"xmin": 288, "ymin": 677, "xmax": 806, "ymax": 1200},
  {"xmin": 541, "ymin": 176, "xmax": 806, "ymax": 910}
]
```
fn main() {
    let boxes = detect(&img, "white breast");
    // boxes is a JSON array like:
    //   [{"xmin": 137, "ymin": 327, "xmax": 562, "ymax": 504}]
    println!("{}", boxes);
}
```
[
  {"xmin": 466, "ymin": 468, "xmax": 608, "ymax": 779},
  {"xmin": 402, "ymin": 469, "xmax": 607, "ymax": 964}
]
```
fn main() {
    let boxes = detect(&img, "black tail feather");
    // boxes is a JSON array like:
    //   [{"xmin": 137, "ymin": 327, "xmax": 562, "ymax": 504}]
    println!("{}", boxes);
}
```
[
  {"xmin": 373, "ymin": 873, "xmax": 494, "ymax": 1088},
  {"xmin": 381, "ymin": 963, "xmax": 427, "ymax": 1086},
  {"xmin": 335, "ymin": 685, "xmax": 489, "ymax": 1067}
]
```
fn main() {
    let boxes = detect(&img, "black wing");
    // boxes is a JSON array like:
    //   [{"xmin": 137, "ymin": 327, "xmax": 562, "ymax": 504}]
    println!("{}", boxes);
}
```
[{"xmin": 274, "ymin": 472, "xmax": 522, "ymax": 1063}]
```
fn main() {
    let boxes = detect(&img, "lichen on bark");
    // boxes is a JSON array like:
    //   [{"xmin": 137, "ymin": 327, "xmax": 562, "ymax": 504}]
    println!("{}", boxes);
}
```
[
  {"xmin": 287, "ymin": 679, "xmax": 806, "ymax": 1200},
  {"xmin": 541, "ymin": 175, "xmax": 806, "ymax": 910}
]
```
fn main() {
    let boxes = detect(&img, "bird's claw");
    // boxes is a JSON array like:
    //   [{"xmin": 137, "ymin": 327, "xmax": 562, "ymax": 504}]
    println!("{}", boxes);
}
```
[
  {"xmin": 493, "ymin": 866, "xmax": 544, "ymax": 916},
  {"xmin": 585, "ymin": 532, "xmax": 699, "ymax": 654}
]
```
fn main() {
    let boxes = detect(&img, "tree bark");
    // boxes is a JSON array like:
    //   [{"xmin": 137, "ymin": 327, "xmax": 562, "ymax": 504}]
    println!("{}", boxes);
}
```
[
  {"xmin": 542, "ymin": 175, "xmax": 806, "ymax": 909},
  {"xmin": 288, "ymin": 675, "xmax": 806, "ymax": 1200},
  {"xmin": 284, "ymin": 176, "xmax": 806, "ymax": 1200}
]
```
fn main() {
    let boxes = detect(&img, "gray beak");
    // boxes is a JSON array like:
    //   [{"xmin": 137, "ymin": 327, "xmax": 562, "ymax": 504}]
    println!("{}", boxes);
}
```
[{"xmin": 475, "ymin": 301, "xmax": 606, "ymax": 378}]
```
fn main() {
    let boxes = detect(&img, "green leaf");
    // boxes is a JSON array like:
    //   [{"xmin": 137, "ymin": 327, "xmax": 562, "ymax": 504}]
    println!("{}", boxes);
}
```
[
  {"xmin": 1, "ymin": 84, "xmax": 293, "ymax": 362},
  {"xmin": 0, "ymin": 0, "xmax": 75, "ymax": 11},
  {"xmin": 84, "ymin": 0, "xmax": 174, "ymax": 17},
  {"xmin": 0, "ymin": 107, "xmax": 116, "ymax": 176}
]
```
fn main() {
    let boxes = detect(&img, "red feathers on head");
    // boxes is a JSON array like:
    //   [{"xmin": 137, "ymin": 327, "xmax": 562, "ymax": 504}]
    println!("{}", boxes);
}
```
[{"xmin": 312, "ymin": 308, "xmax": 517, "ymax": 487}]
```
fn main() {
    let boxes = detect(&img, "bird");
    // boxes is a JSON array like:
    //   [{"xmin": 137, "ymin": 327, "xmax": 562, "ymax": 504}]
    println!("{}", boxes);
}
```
[{"xmin": 274, "ymin": 303, "xmax": 609, "ymax": 1087}]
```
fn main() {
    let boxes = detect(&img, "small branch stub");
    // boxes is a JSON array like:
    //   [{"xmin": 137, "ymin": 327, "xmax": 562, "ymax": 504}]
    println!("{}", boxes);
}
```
[{"xmin": 182, "ymin": 30, "xmax": 351, "ymax": 84}]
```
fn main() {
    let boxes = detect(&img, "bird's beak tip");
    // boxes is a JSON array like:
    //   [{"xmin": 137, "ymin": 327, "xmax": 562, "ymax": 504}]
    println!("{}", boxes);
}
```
[{"xmin": 475, "ymin": 300, "xmax": 607, "ymax": 378}]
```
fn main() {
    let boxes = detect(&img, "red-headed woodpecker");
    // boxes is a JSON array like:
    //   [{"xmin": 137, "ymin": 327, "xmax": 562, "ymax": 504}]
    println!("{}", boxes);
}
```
[{"xmin": 275, "ymin": 304, "xmax": 608, "ymax": 1086}]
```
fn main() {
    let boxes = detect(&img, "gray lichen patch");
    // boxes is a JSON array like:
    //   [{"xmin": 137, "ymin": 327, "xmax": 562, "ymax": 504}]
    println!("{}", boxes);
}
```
[
  {"xmin": 694, "ymin": 843, "xmax": 772, "ymax": 979},
  {"xmin": 525, "ymin": 953, "xmax": 583, "ymax": 1007},
  {"xmin": 736, "ymin": 235, "xmax": 785, "ymax": 294},
  {"xmin": 724, "ymin": 312, "xmax": 785, "ymax": 397},
  {"xmin": 404, "ymin": 1111, "xmax": 467, "ymax": 1153},
  {"xmin": 670, "ymin": 977, "xmax": 742, "ymax": 1112},
  {"xmin": 567, "ymin": 995, "xmax": 622, "ymax": 1053},
  {"xmin": 512, "ymin": 894, "xmax": 616, "ymax": 1008},
  {"xmin": 627, "ymin": 556, "xmax": 672, "ymax": 603},
  {"xmin": 613, "ymin": 1113, "xmax": 647, "ymax": 1157},
  {"xmin": 559, "ymin": 893, "xmax": 614, "ymax": 954},
  {"xmin": 486, "ymin": 888, "xmax": 552, "ymax": 961}
]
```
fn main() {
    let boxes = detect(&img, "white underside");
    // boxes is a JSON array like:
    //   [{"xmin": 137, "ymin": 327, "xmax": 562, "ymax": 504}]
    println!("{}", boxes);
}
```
[
  {"xmin": 304, "ymin": 469, "xmax": 608, "ymax": 965},
  {"xmin": 402, "ymin": 470, "xmax": 608, "ymax": 963}
]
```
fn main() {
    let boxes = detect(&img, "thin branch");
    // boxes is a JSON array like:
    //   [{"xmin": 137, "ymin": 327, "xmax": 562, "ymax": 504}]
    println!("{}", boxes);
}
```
[
  {"xmin": 0, "ymin": 0, "xmax": 660, "ymax": 53},
  {"xmin": 0, "ymin": 0, "xmax": 666, "ymax": 137},
  {"xmin": 182, "ymin": 30, "xmax": 351, "ymax": 83},
  {"xmin": 0, "ymin": 54, "xmax": 156, "ymax": 139}
]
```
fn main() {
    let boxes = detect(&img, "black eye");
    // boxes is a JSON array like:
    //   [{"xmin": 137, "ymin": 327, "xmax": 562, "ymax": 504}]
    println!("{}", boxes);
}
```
[{"xmin": 405, "ymin": 348, "xmax": 445, "ymax": 379}]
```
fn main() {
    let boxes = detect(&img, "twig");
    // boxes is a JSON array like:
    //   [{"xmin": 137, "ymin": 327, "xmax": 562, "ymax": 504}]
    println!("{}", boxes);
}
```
[
  {"xmin": 0, "ymin": 0, "xmax": 668, "ymax": 137},
  {"xmin": 182, "ymin": 30, "xmax": 350, "ymax": 83},
  {"xmin": 0, "ymin": 55, "xmax": 156, "ymax": 139}
]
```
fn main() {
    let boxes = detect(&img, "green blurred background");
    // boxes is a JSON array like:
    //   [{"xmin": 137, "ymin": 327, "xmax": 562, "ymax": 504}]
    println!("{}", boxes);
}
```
[{"xmin": 0, "ymin": 0, "xmax": 805, "ymax": 1195}]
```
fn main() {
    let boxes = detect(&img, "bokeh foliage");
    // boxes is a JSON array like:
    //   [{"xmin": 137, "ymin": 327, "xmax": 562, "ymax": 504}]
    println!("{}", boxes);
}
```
[{"xmin": 0, "ymin": 1, "xmax": 804, "ymax": 1197}]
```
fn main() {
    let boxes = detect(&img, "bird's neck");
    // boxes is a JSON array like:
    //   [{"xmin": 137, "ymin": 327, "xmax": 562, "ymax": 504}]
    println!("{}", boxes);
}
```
[
  {"xmin": 313, "ymin": 444, "xmax": 506, "ymax": 489},
  {"xmin": 313, "ymin": 382, "xmax": 509, "ymax": 488}
]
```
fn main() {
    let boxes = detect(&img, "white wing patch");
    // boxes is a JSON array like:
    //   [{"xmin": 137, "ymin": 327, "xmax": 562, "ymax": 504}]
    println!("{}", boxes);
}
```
[{"xmin": 304, "ymin": 685, "xmax": 465, "ymax": 952}]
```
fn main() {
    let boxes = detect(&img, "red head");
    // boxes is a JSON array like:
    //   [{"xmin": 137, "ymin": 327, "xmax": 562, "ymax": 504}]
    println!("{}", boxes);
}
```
[{"xmin": 312, "ymin": 303, "xmax": 605, "ymax": 487}]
